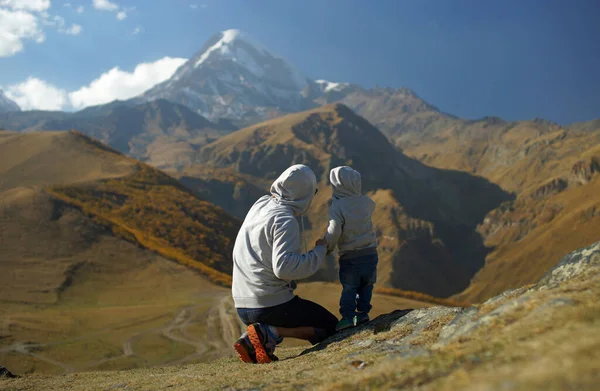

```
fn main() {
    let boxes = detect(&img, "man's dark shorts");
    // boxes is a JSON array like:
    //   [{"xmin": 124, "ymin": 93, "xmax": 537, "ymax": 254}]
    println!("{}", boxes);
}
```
[{"xmin": 237, "ymin": 296, "xmax": 338, "ymax": 344}]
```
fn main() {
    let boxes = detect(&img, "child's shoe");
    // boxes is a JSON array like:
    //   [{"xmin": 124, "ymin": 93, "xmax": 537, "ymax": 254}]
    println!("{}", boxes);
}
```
[
  {"xmin": 354, "ymin": 312, "xmax": 370, "ymax": 326},
  {"xmin": 335, "ymin": 317, "xmax": 355, "ymax": 331}
]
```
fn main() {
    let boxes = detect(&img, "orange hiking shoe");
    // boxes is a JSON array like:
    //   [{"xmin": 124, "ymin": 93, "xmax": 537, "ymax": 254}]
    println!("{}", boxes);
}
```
[
  {"xmin": 233, "ymin": 332, "xmax": 256, "ymax": 363},
  {"xmin": 247, "ymin": 323, "xmax": 279, "ymax": 364}
]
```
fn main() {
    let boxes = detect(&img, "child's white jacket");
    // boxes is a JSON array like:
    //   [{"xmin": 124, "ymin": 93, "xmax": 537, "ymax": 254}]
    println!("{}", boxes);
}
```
[{"xmin": 325, "ymin": 166, "xmax": 377, "ymax": 257}]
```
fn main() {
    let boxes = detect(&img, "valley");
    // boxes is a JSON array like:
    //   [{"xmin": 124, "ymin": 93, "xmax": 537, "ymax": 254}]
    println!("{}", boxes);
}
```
[
  {"xmin": 1, "ymin": 27, "xmax": 599, "ymax": 382},
  {"xmin": 0, "ymin": 130, "xmax": 432, "ymax": 375}
]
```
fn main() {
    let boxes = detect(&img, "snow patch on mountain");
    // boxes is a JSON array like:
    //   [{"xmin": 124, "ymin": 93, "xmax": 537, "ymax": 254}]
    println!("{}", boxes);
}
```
[
  {"xmin": 135, "ymin": 30, "xmax": 352, "ymax": 123},
  {"xmin": 315, "ymin": 79, "xmax": 350, "ymax": 93},
  {"xmin": 194, "ymin": 29, "xmax": 241, "ymax": 68}
]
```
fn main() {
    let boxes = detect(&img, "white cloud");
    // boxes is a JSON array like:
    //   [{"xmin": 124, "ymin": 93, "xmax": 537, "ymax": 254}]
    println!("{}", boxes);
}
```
[
  {"xmin": 189, "ymin": 3, "xmax": 207, "ymax": 9},
  {"xmin": 69, "ymin": 57, "xmax": 187, "ymax": 109},
  {"xmin": 92, "ymin": 0, "xmax": 117, "ymax": 11},
  {"xmin": 64, "ymin": 23, "xmax": 81, "ymax": 35},
  {"xmin": 93, "ymin": 0, "xmax": 132, "ymax": 21},
  {"xmin": 6, "ymin": 57, "xmax": 188, "ymax": 111},
  {"xmin": 5, "ymin": 77, "xmax": 69, "ymax": 110},
  {"xmin": 0, "ymin": 0, "xmax": 84, "ymax": 56},
  {"xmin": 43, "ymin": 14, "xmax": 81, "ymax": 35},
  {"xmin": 0, "ymin": 0, "xmax": 51, "ymax": 12},
  {"xmin": 45, "ymin": 14, "xmax": 65, "ymax": 28},
  {"xmin": 132, "ymin": 25, "xmax": 142, "ymax": 35},
  {"xmin": 0, "ymin": 8, "xmax": 45, "ymax": 57},
  {"xmin": 64, "ymin": 2, "xmax": 84, "ymax": 13}
]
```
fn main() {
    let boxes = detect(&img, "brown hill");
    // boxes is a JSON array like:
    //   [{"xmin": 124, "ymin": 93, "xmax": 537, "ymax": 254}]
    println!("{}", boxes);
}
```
[
  {"xmin": 322, "ymin": 87, "xmax": 459, "ymax": 144},
  {"xmin": 395, "ymin": 117, "xmax": 600, "ymax": 193},
  {"xmin": 351, "ymin": 99, "xmax": 600, "ymax": 303},
  {"xmin": 184, "ymin": 104, "xmax": 511, "ymax": 297},
  {"xmin": 0, "ymin": 130, "xmax": 244, "ymax": 374},
  {"xmin": 455, "ymin": 176, "xmax": 600, "ymax": 302},
  {"xmin": 0, "ymin": 130, "xmax": 241, "ymax": 283}
]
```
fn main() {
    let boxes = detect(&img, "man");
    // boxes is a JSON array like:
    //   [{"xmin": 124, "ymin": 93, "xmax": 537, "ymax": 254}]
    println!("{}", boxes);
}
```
[{"xmin": 232, "ymin": 164, "xmax": 338, "ymax": 364}]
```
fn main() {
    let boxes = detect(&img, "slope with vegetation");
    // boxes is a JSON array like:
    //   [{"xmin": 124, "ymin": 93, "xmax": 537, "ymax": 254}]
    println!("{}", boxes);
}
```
[
  {"xmin": 0, "ymin": 130, "xmax": 243, "ymax": 374},
  {"xmin": 381, "ymin": 115, "xmax": 600, "ymax": 303},
  {"xmin": 6, "ymin": 242, "xmax": 599, "ymax": 391}
]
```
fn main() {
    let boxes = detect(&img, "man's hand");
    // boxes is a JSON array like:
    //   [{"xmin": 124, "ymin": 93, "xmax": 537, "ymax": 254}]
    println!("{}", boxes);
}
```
[{"xmin": 315, "ymin": 238, "xmax": 327, "ymax": 247}]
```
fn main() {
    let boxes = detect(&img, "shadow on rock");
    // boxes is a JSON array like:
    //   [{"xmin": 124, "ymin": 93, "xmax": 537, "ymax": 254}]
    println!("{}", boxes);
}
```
[
  {"xmin": 299, "ymin": 309, "xmax": 413, "ymax": 356},
  {"xmin": 0, "ymin": 366, "xmax": 18, "ymax": 379}
]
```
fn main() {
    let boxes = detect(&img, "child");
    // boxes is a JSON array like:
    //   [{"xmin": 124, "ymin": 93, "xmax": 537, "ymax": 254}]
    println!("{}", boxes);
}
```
[{"xmin": 325, "ymin": 166, "xmax": 378, "ymax": 331}]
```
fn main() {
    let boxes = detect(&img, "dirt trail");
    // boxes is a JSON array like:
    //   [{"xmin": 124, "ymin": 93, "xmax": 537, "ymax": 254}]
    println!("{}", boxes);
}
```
[
  {"xmin": 205, "ymin": 296, "xmax": 246, "ymax": 354},
  {"xmin": 0, "ymin": 342, "xmax": 75, "ymax": 373},
  {"xmin": 1, "ymin": 294, "xmax": 241, "ymax": 373}
]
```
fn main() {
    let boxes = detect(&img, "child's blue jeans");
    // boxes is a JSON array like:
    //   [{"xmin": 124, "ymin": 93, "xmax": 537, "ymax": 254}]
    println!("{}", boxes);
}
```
[{"xmin": 339, "ymin": 252, "xmax": 378, "ymax": 320}]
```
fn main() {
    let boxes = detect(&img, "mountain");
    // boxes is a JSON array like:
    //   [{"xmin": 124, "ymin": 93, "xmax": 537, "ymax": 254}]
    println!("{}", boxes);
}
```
[
  {"xmin": 0, "ymin": 99, "xmax": 234, "ymax": 169},
  {"xmin": 137, "ymin": 29, "xmax": 314, "ymax": 124},
  {"xmin": 349, "ymin": 99, "xmax": 600, "ymax": 303},
  {"xmin": 128, "ymin": 29, "xmax": 459, "ymax": 140},
  {"xmin": 0, "ymin": 129, "xmax": 243, "ymax": 283},
  {"xmin": 133, "ymin": 29, "xmax": 443, "ymax": 134},
  {"xmin": 7, "ymin": 242, "xmax": 600, "ymax": 390},
  {"xmin": 0, "ymin": 130, "xmax": 246, "ymax": 373},
  {"xmin": 181, "ymin": 104, "xmax": 511, "ymax": 297},
  {"xmin": 445, "ymin": 122, "xmax": 600, "ymax": 302},
  {"xmin": 4, "ymin": 27, "xmax": 596, "ymax": 304},
  {"xmin": 0, "ymin": 129, "xmax": 430, "ymax": 375},
  {"xmin": 0, "ymin": 89, "xmax": 20, "ymax": 113}
]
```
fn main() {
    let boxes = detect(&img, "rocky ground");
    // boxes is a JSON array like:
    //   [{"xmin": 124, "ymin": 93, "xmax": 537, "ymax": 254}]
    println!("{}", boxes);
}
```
[{"xmin": 2, "ymin": 241, "xmax": 599, "ymax": 391}]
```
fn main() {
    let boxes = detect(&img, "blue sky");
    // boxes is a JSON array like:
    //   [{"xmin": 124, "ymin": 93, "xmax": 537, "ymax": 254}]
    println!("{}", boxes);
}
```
[{"xmin": 1, "ymin": 0, "xmax": 598, "ymax": 124}]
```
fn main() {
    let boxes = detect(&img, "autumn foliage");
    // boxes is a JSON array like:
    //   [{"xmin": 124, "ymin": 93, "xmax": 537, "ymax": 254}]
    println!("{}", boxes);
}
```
[{"xmin": 47, "ymin": 162, "xmax": 241, "ymax": 287}]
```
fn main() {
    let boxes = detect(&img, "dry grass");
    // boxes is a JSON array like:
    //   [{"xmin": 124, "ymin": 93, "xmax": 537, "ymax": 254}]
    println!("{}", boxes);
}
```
[
  {"xmin": 6, "ymin": 249, "xmax": 599, "ymax": 391},
  {"xmin": 398, "ymin": 120, "xmax": 600, "ymax": 194},
  {"xmin": 47, "ymin": 161, "xmax": 240, "ymax": 286},
  {"xmin": 391, "ymin": 117, "xmax": 600, "ymax": 304},
  {"xmin": 455, "ymin": 176, "xmax": 600, "ymax": 303},
  {"xmin": 0, "ymin": 130, "xmax": 136, "ymax": 192},
  {"xmin": 0, "ymin": 130, "xmax": 241, "ymax": 374}
]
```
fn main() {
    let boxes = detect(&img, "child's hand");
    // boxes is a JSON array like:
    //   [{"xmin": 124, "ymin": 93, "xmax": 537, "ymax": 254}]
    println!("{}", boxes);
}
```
[{"xmin": 315, "ymin": 238, "xmax": 327, "ymax": 247}]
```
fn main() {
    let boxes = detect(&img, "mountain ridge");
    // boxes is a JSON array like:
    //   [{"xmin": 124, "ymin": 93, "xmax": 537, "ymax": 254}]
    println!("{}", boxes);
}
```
[
  {"xmin": 0, "ymin": 89, "xmax": 20, "ymax": 113},
  {"xmin": 186, "ymin": 104, "xmax": 511, "ymax": 297},
  {"xmin": 0, "ymin": 99, "xmax": 235, "ymax": 169}
]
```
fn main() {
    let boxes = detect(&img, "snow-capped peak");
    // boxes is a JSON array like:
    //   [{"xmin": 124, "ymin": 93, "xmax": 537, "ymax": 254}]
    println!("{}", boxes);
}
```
[
  {"xmin": 194, "ymin": 29, "xmax": 243, "ymax": 68},
  {"xmin": 138, "ymin": 29, "xmax": 313, "ymax": 122},
  {"xmin": 315, "ymin": 79, "xmax": 350, "ymax": 93},
  {"xmin": 186, "ymin": 29, "xmax": 306, "ymax": 90}
]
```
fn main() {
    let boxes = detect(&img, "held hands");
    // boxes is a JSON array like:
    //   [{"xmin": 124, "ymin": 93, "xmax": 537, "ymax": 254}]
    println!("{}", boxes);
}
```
[{"xmin": 315, "ymin": 237, "xmax": 327, "ymax": 247}]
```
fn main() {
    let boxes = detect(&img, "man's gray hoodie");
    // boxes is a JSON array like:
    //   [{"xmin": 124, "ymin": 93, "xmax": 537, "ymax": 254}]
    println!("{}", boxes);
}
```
[
  {"xmin": 325, "ymin": 166, "xmax": 377, "ymax": 257},
  {"xmin": 232, "ymin": 164, "xmax": 327, "ymax": 309}
]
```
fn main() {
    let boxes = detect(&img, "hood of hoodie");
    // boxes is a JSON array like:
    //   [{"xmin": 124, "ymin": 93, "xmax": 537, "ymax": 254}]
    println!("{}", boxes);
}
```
[
  {"xmin": 330, "ymin": 166, "xmax": 362, "ymax": 198},
  {"xmin": 270, "ymin": 164, "xmax": 317, "ymax": 215}
]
